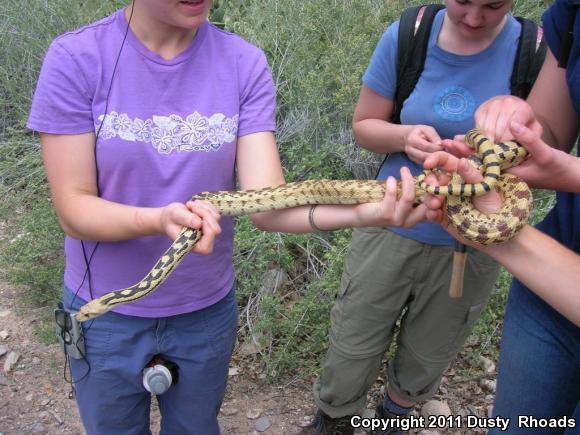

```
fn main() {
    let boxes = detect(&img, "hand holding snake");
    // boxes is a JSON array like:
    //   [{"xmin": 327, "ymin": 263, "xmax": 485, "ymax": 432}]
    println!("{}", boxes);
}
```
[
  {"xmin": 158, "ymin": 200, "xmax": 222, "ymax": 256},
  {"xmin": 76, "ymin": 129, "xmax": 533, "ymax": 322},
  {"xmin": 423, "ymin": 154, "xmax": 504, "ymax": 247}
]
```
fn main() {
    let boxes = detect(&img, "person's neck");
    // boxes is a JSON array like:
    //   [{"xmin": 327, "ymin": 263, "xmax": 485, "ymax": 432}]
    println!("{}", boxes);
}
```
[
  {"xmin": 438, "ymin": 14, "xmax": 507, "ymax": 55},
  {"xmin": 125, "ymin": 6, "xmax": 199, "ymax": 60}
]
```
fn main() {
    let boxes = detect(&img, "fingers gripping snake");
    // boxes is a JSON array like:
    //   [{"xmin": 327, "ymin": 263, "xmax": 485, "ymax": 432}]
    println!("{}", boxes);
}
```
[{"xmin": 76, "ymin": 129, "xmax": 533, "ymax": 321}]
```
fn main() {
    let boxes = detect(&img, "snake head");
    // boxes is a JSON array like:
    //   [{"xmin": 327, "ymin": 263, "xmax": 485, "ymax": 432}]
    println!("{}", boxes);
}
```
[{"xmin": 75, "ymin": 300, "xmax": 111, "ymax": 322}]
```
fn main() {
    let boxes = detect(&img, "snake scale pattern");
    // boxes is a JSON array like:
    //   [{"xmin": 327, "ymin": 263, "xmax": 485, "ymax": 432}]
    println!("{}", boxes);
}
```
[{"xmin": 76, "ymin": 129, "xmax": 533, "ymax": 321}]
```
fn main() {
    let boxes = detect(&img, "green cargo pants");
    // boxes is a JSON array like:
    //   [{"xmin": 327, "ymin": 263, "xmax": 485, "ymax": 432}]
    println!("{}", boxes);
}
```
[{"xmin": 313, "ymin": 227, "xmax": 500, "ymax": 418}]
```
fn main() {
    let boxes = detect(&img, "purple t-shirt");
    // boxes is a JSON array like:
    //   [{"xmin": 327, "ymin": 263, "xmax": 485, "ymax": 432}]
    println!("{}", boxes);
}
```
[{"xmin": 27, "ymin": 9, "xmax": 276, "ymax": 317}]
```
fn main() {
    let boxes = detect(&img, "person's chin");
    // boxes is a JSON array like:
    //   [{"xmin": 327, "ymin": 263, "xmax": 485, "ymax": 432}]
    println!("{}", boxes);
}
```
[
  {"xmin": 177, "ymin": 0, "xmax": 210, "ymax": 16},
  {"xmin": 460, "ymin": 22, "xmax": 487, "ymax": 37}
]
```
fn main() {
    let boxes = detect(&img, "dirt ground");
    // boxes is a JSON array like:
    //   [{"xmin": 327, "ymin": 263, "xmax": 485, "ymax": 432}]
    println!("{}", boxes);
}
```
[{"xmin": 0, "ymin": 280, "xmax": 498, "ymax": 435}]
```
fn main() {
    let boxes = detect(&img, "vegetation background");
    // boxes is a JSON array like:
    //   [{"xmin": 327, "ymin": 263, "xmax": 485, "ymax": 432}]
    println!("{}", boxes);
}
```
[{"xmin": 0, "ymin": 0, "xmax": 553, "ymax": 381}]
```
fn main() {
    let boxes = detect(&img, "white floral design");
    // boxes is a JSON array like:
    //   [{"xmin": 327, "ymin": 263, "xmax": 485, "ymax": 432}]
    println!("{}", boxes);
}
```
[
  {"xmin": 131, "ymin": 118, "xmax": 153, "ymax": 143},
  {"xmin": 96, "ymin": 111, "xmax": 238, "ymax": 153}
]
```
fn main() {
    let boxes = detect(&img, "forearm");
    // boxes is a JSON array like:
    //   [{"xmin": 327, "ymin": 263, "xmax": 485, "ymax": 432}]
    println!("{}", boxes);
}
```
[
  {"xmin": 40, "ymin": 133, "xmax": 167, "ymax": 242},
  {"xmin": 238, "ymin": 133, "xmax": 425, "ymax": 233},
  {"xmin": 53, "ymin": 194, "xmax": 163, "ymax": 242},
  {"xmin": 529, "ymin": 149, "xmax": 580, "ymax": 192},
  {"xmin": 250, "ymin": 204, "xmax": 369, "ymax": 233},
  {"xmin": 353, "ymin": 119, "xmax": 413, "ymax": 154},
  {"xmin": 483, "ymin": 225, "xmax": 580, "ymax": 326},
  {"xmin": 550, "ymin": 152, "xmax": 580, "ymax": 192},
  {"xmin": 535, "ymin": 110, "xmax": 579, "ymax": 152},
  {"xmin": 536, "ymin": 112, "xmax": 559, "ymax": 149}
]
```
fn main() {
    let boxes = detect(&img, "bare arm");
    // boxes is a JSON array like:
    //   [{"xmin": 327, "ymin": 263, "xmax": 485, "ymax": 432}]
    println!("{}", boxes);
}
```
[
  {"xmin": 352, "ymin": 85, "xmax": 443, "ymax": 164},
  {"xmin": 41, "ymin": 132, "xmax": 220, "ymax": 253},
  {"xmin": 483, "ymin": 226, "xmax": 580, "ymax": 327},
  {"xmin": 526, "ymin": 49, "xmax": 580, "ymax": 150},
  {"xmin": 235, "ymin": 132, "xmax": 427, "ymax": 232}
]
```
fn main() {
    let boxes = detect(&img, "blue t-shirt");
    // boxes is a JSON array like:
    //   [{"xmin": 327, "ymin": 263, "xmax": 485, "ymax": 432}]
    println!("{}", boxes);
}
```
[
  {"xmin": 536, "ymin": 0, "xmax": 580, "ymax": 253},
  {"xmin": 363, "ymin": 10, "xmax": 521, "ymax": 245}
]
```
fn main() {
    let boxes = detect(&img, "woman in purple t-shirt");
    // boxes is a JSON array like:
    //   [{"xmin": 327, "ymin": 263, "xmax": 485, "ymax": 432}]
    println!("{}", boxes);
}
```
[{"xmin": 28, "ymin": 1, "xmax": 426, "ymax": 433}]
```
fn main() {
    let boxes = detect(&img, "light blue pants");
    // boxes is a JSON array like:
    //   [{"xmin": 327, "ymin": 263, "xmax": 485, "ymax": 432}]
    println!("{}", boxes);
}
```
[{"xmin": 64, "ymin": 286, "xmax": 238, "ymax": 435}]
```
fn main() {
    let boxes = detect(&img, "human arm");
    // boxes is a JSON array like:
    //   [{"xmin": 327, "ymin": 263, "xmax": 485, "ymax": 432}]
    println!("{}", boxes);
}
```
[
  {"xmin": 235, "ymin": 131, "xmax": 427, "ymax": 232},
  {"xmin": 503, "ymin": 121, "xmax": 580, "ymax": 191},
  {"xmin": 475, "ymin": 49, "xmax": 580, "ymax": 151},
  {"xmin": 352, "ymin": 85, "xmax": 443, "ymax": 164},
  {"xmin": 423, "ymin": 152, "xmax": 580, "ymax": 326},
  {"xmin": 484, "ymin": 226, "xmax": 580, "ymax": 327},
  {"xmin": 41, "ymin": 132, "xmax": 221, "ymax": 253}
]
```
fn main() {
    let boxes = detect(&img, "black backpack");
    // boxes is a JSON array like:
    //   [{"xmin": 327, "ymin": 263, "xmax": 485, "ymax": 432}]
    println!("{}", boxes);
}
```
[{"xmin": 391, "ymin": 4, "xmax": 547, "ymax": 124}]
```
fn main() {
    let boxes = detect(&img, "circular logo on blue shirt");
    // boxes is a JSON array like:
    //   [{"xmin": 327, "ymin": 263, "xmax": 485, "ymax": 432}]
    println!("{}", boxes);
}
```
[{"xmin": 434, "ymin": 86, "xmax": 475, "ymax": 121}]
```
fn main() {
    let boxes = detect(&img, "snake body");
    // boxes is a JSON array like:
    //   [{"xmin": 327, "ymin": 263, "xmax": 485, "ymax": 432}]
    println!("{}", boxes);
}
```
[{"xmin": 76, "ymin": 129, "xmax": 533, "ymax": 322}]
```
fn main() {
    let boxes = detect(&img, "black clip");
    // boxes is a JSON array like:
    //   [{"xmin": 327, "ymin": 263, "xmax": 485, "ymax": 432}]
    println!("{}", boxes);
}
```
[{"xmin": 54, "ymin": 303, "xmax": 85, "ymax": 360}]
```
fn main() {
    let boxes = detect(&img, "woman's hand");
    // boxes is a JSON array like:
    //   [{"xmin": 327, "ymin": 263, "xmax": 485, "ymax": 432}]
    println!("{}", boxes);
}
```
[
  {"xmin": 440, "ymin": 135, "xmax": 474, "ymax": 158},
  {"xmin": 159, "ymin": 200, "xmax": 222, "ymax": 255},
  {"xmin": 403, "ymin": 125, "xmax": 443, "ymax": 164},
  {"xmin": 355, "ymin": 167, "xmax": 428, "ymax": 228},
  {"xmin": 475, "ymin": 95, "xmax": 543, "ymax": 142},
  {"xmin": 505, "ymin": 121, "xmax": 575, "ymax": 190},
  {"xmin": 422, "ymin": 152, "xmax": 503, "ymax": 246}
]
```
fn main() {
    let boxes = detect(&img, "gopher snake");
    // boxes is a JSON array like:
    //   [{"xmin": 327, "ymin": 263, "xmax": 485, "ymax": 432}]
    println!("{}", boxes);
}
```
[{"xmin": 75, "ymin": 129, "xmax": 533, "ymax": 321}]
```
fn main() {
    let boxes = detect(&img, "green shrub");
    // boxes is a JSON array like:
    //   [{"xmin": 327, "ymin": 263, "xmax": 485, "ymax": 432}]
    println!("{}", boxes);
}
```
[{"xmin": 0, "ymin": 190, "xmax": 64, "ymax": 306}]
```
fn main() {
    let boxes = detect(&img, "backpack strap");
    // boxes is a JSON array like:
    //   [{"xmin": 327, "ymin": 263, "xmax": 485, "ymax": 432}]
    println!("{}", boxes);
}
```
[
  {"xmin": 392, "ymin": 3, "xmax": 444, "ymax": 124},
  {"xmin": 511, "ymin": 17, "xmax": 547, "ymax": 99},
  {"xmin": 374, "ymin": 4, "xmax": 443, "ymax": 179}
]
